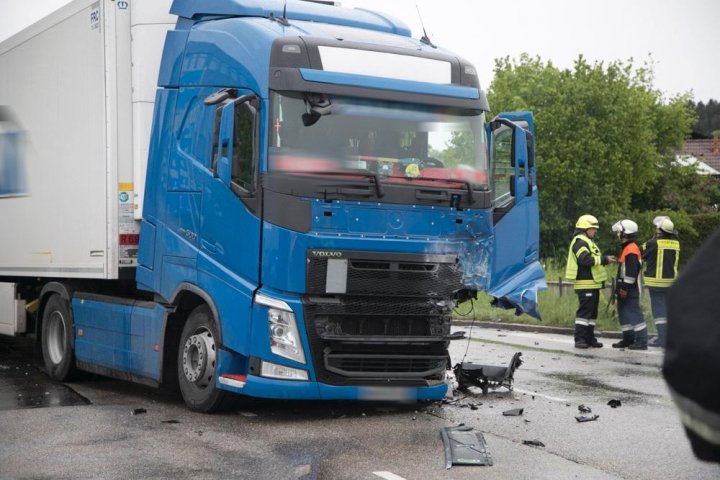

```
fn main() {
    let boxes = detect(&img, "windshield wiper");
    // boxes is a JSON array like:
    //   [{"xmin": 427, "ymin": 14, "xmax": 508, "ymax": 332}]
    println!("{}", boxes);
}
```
[
  {"xmin": 297, "ymin": 170, "xmax": 385, "ymax": 199},
  {"xmin": 399, "ymin": 176, "xmax": 476, "ymax": 205}
]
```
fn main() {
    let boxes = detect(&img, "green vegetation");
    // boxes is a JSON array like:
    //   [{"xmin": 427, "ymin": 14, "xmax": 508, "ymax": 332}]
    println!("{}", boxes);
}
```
[{"xmin": 693, "ymin": 99, "xmax": 720, "ymax": 138}]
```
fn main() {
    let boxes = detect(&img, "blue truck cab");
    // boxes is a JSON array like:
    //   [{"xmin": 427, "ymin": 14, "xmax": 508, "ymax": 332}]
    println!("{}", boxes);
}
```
[{"xmin": 59, "ymin": 0, "xmax": 545, "ymax": 412}]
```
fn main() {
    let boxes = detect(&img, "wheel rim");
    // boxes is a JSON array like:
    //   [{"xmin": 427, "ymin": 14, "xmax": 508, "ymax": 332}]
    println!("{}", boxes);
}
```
[
  {"xmin": 181, "ymin": 328, "xmax": 216, "ymax": 388},
  {"xmin": 46, "ymin": 310, "xmax": 66, "ymax": 365}
]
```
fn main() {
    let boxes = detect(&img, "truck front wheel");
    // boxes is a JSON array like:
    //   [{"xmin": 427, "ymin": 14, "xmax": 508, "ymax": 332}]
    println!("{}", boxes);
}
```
[
  {"xmin": 177, "ymin": 305, "xmax": 230, "ymax": 412},
  {"xmin": 41, "ymin": 294, "xmax": 79, "ymax": 381}
]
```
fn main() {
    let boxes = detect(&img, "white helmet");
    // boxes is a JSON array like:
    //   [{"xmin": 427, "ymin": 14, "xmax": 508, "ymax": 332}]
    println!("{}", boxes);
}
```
[
  {"xmin": 653, "ymin": 216, "xmax": 675, "ymax": 234},
  {"xmin": 612, "ymin": 219, "xmax": 638, "ymax": 236}
]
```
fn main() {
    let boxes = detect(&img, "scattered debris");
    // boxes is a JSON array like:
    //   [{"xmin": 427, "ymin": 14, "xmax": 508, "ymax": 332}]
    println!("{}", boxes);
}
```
[
  {"xmin": 575, "ymin": 414, "xmax": 600, "ymax": 423},
  {"xmin": 161, "ymin": 419, "xmax": 180, "ymax": 424},
  {"xmin": 607, "ymin": 399, "xmax": 622, "ymax": 408},
  {"xmin": 239, "ymin": 411, "xmax": 258, "ymax": 417},
  {"xmin": 522, "ymin": 439, "xmax": 545, "ymax": 448},
  {"xmin": 441, "ymin": 425, "xmax": 493, "ymax": 468},
  {"xmin": 131, "ymin": 408, "xmax": 147, "ymax": 415},
  {"xmin": 454, "ymin": 352, "xmax": 523, "ymax": 394},
  {"xmin": 534, "ymin": 341, "xmax": 539, "ymax": 345},
  {"xmin": 578, "ymin": 404, "xmax": 592, "ymax": 414},
  {"xmin": 503, "ymin": 408, "xmax": 524, "ymax": 417}
]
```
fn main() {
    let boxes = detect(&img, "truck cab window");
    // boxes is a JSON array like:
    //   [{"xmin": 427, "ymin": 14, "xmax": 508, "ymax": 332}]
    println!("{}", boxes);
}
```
[
  {"xmin": 492, "ymin": 125, "xmax": 513, "ymax": 204},
  {"xmin": 231, "ymin": 101, "xmax": 258, "ymax": 193},
  {"xmin": 210, "ymin": 98, "xmax": 258, "ymax": 194}
]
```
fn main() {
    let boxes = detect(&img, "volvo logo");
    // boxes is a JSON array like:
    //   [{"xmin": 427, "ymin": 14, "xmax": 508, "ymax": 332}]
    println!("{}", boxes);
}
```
[{"xmin": 311, "ymin": 250, "xmax": 343, "ymax": 258}]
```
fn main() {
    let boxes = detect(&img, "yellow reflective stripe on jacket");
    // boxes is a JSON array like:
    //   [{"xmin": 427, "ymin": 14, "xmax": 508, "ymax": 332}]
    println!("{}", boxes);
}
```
[
  {"xmin": 565, "ymin": 234, "xmax": 607, "ymax": 289},
  {"xmin": 645, "ymin": 239, "xmax": 680, "ymax": 287}
]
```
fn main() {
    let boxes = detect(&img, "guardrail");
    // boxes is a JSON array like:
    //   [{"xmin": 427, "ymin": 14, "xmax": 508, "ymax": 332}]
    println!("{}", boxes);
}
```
[{"xmin": 545, "ymin": 278, "xmax": 616, "ymax": 297}]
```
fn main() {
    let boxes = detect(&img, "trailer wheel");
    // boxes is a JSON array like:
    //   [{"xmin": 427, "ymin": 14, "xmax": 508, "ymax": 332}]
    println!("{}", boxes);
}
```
[
  {"xmin": 177, "ymin": 305, "xmax": 230, "ymax": 412},
  {"xmin": 41, "ymin": 294, "xmax": 78, "ymax": 381}
]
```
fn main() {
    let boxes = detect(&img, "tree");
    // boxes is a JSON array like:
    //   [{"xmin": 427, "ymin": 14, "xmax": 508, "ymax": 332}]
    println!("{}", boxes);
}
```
[
  {"xmin": 486, "ymin": 54, "xmax": 697, "ymax": 255},
  {"xmin": 693, "ymin": 99, "xmax": 720, "ymax": 137}
]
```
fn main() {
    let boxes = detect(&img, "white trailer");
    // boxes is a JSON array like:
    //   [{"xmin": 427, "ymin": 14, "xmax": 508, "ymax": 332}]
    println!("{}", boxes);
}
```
[{"xmin": 0, "ymin": 0, "xmax": 174, "ymax": 335}]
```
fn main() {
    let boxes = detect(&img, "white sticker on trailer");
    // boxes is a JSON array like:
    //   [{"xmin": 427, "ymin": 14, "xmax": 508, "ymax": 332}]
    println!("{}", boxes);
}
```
[
  {"xmin": 118, "ymin": 183, "xmax": 139, "ymax": 265},
  {"xmin": 90, "ymin": 4, "xmax": 100, "ymax": 31}
]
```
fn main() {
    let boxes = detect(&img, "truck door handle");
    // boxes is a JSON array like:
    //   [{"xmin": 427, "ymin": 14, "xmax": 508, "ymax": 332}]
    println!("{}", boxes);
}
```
[{"xmin": 201, "ymin": 239, "xmax": 217, "ymax": 254}]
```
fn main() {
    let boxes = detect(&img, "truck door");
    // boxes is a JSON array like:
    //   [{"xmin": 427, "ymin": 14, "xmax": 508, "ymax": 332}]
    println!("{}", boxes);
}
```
[
  {"xmin": 199, "ymin": 94, "xmax": 262, "ymax": 287},
  {"xmin": 486, "ymin": 112, "xmax": 545, "ymax": 318}
]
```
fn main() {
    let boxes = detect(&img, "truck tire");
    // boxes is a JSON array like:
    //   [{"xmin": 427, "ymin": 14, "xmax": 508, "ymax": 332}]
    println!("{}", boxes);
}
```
[
  {"xmin": 177, "ymin": 305, "xmax": 230, "ymax": 412},
  {"xmin": 41, "ymin": 294, "xmax": 79, "ymax": 381}
]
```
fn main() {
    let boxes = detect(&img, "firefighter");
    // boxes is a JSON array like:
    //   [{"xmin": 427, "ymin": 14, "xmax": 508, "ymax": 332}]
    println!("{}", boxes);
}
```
[
  {"xmin": 565, "ymin": 215, "xmax": 616, "ymax": 349},
  {"xmin": 610, "ymin": 219, "xmax": 646, "ymax": 349},
  {"xmin": 663, "ymin": 228, "xmax": 720, "ymax": 462},
  {"xmin": 642, "ymin": 216, "xmax": 680, "ymax": 348}
]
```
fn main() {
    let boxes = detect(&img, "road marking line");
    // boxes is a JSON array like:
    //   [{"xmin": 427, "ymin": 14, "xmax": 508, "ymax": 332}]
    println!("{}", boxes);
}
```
[
  {"xmin": 514, "ymin": 388, "xmax": 568, "ymax": 403},
  {"xmin": 373, "ymin": 471, "xmax": 407, "ymax": 480}
]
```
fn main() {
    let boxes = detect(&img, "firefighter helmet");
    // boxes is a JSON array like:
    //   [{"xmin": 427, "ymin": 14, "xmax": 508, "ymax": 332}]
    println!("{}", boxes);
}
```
[
  {"xmin": 576, "ymin": 214, "xmax": 599, "ymax": 230},
  {"xmin": 654, "ymin": 216, "xmax": 675, "ymax": 234},
  {"xmin": 612, "ymin": 219, "xmax": 639, "ymax": 237}
]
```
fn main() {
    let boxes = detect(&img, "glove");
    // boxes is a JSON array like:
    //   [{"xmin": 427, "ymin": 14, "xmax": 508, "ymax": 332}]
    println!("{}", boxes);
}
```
[{"xmin": 617, "ymin": 288, "xmax": 628, "ymax": 299}]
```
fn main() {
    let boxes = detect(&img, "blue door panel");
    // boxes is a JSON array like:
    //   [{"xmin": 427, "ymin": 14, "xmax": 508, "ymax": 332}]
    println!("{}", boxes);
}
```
[{"xmin": 488, "ymin": 112, "xmax": 546, "ymax": 318}]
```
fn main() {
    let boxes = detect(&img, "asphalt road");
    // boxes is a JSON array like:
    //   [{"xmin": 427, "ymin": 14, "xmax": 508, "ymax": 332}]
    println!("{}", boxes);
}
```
[{"xmin": 0, "ymin": 327, "xmax": 718, "ymax": 480}]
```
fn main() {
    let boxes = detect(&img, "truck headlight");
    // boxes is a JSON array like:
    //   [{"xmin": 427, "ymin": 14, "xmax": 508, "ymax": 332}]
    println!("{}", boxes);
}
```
[{"xmin": 255, "ymin": 293, "xmax": 306, "ymax": 364}]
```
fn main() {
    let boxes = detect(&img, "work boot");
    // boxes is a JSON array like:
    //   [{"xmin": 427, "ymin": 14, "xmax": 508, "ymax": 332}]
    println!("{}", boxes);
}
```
[
  {"xmin": 628, "ymin": 343, "xmax": 648, "ymax": 351},
  {"xmin": 586, "ymin": 325, "xmax": 603, "ymax": 348},
  {"xmin": 612, "ymin": 339, "xmax": 632, "ymax": 348},
  {"xmin": 648, "ymin": 337, "xmax": 662, "ymax": 347},
  {"xmin": 574, "ymin": 322, "xmax": 588, "ymax": 347},
  {"xmin": 612, "ymin": 330, "xmax": 635, "ymax": 349}
]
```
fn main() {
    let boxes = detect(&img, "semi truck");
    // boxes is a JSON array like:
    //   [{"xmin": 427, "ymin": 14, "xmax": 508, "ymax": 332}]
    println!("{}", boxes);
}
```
[{"xmin": 0, "ymin": 0, "xmax": 545, "ymax": 412}]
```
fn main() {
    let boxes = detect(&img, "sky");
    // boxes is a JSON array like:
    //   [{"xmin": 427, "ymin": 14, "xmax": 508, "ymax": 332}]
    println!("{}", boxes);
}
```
[{"xmin": 1, "ymin": 0, "xmax": 718, "ymax": 103}]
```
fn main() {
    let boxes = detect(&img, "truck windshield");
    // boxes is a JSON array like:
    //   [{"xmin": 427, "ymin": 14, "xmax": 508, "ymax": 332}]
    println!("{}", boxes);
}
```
[{"xmin": 268, "ymin": 92, "xmax": 489, "ymax": 189}]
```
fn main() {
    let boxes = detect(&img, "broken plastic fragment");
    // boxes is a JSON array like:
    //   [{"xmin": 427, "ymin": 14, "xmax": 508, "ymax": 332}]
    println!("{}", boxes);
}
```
[
  {"xmin": 503, "ymin": 408, "xmax": 524, "ymax": 416},
  {"xmin": 578, "ymin": 404, "xmax": 592, "ymax": 414},
  {"xmin": 607, "ymin": 399, "xmax": 622, "ymax": 408},
  {"xmin": 575, "ymin": 414, "xmax": 599, "ymax": 422},
  {"xmin": 441, "ymin": 425, "xmax": 493, "ymax": 468},
  {"xmin": 454, "ymin": 352, "xmax": 523, "ymax": 394},
  {"xmin": 522, "ymin": 439, "xmax": 545, "ymax": 447}
]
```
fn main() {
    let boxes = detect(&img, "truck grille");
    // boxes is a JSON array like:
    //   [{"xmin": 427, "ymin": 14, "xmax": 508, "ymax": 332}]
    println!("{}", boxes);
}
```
[
  {"xmin": 306, "ymin": 251, "xmax": 462, "ymax": 297},
  {"xmin": 303, "ymin": 251, "xmax": 462, "ymax": 386},
  {"xmin": 303, "ymin": 295, "xmax": 453, "ymax": 386},
  {"xmin": 324, "ymin": 352, "xmax": 448, "ymax": 378}
]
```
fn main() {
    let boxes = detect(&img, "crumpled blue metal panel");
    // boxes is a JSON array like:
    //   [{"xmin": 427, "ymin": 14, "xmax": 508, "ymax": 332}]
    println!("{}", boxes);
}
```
[{"xmin": 487, "ymin": 260, "xmax": 546, "ymax": 319}]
